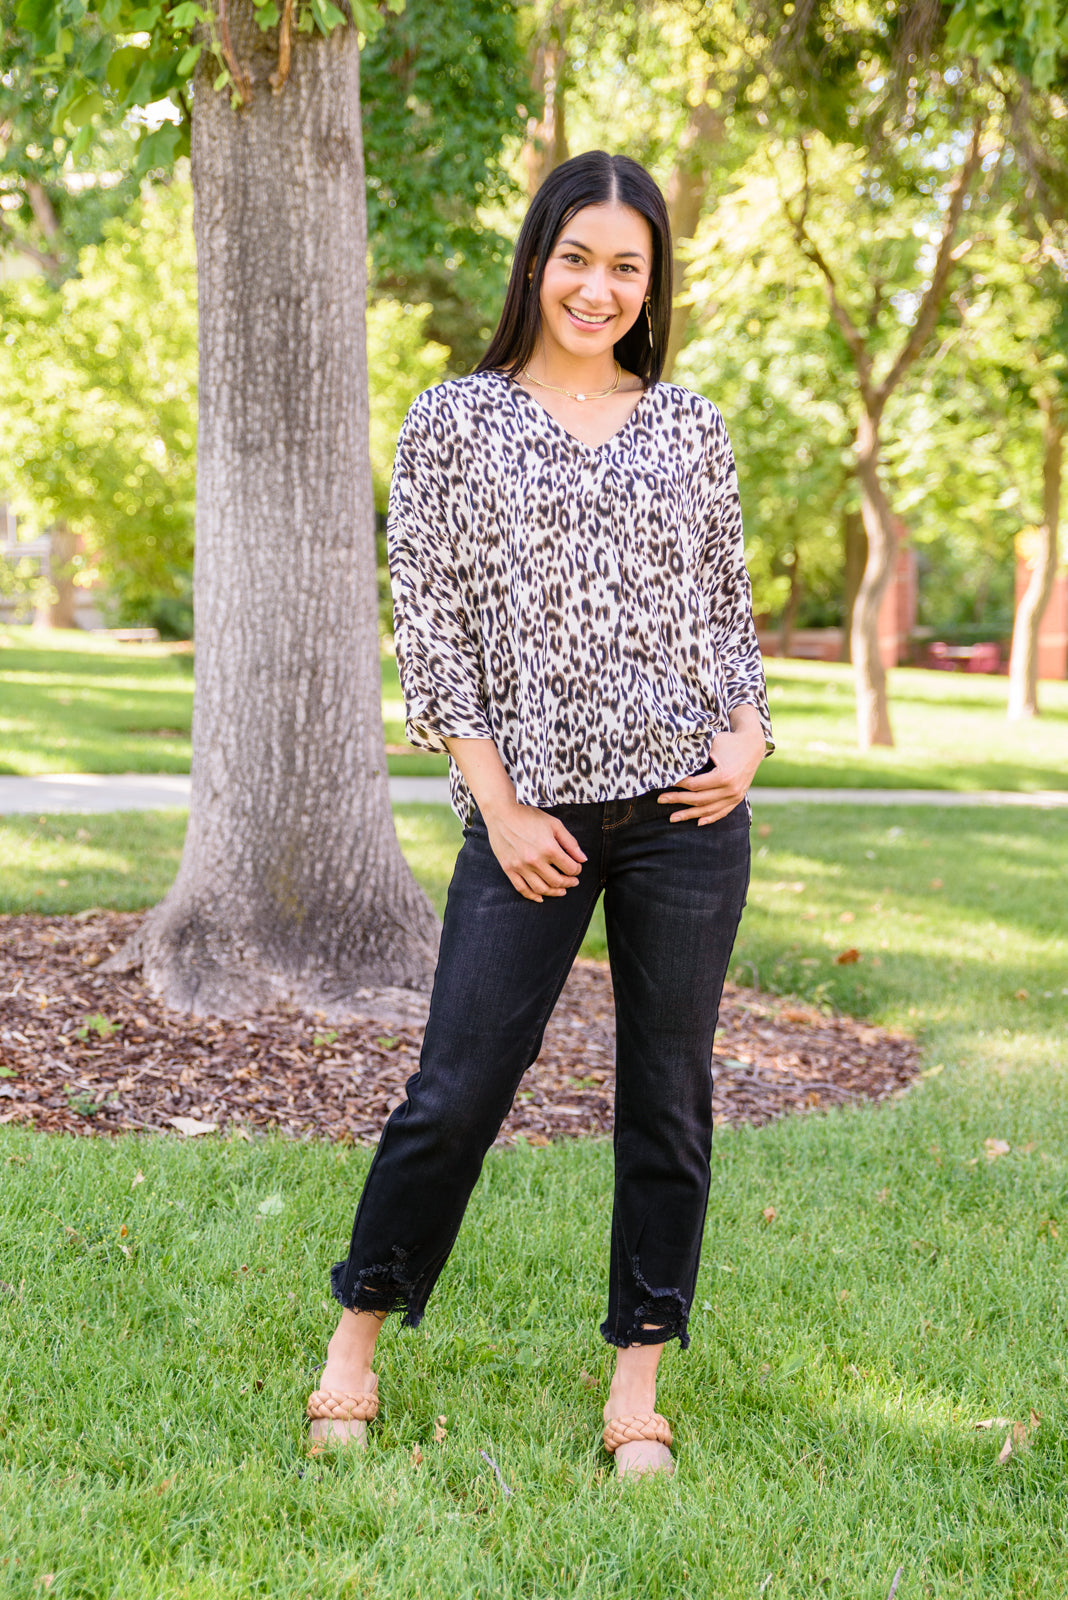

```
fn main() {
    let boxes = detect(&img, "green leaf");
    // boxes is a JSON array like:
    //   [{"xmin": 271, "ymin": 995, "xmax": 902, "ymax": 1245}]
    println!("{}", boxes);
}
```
[
  {"xmin": 252, "ymin": 0, "xmax": 280, "ymax": 26},
  {"xmin": 310, "ymin": 0, "xmax": 347, "ymax": 32},
  {"xmin": 66, "ymin": 90, "xmax": 105, "ymax": 129},
  {"xmin": 106, "ymin": 45, "xmax": 147, "ymax": 92},
  {"xmin": 134, "ymin": 121, "xmax": 183, "ymax": 174},
  {"xmin": 70, "ymin": 125, "xmax": 94, "ymax": 157},
  {"xmin": 257, "ymin": 1194, "xmax": 285, "ymax": 1216},
  {"xmin": 169, "ymin": 1, "xmax": 204, "ymax": 27},
  {"xmin": 176, "ymin": 41, "xmax": 203, "ymax": 75},
  {"xmin": 213, "ymin": 68, "xmax": 230, "ymax": 90}
]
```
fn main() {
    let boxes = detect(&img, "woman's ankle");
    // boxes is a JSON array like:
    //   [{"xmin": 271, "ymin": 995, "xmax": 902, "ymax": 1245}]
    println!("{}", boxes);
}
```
[{"xmin": 323, "ymin": 1307, "xmax": 385, "ymax": 1384}]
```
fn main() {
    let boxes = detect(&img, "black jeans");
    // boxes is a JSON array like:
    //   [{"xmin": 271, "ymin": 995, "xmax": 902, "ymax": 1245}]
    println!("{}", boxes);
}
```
[{"xmin": 331, "ymin": 780, "xmax": 751, "ymax": 1349}]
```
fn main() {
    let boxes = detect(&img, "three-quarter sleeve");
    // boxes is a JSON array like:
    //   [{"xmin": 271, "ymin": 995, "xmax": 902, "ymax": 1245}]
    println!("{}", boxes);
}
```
[
  {"xmin": 387, "ymin": 398, "xmax": 494, "ymax": 753},
  {"xmin": 700, "ymin": 421, "xmax": 775, "ymax": 754}
]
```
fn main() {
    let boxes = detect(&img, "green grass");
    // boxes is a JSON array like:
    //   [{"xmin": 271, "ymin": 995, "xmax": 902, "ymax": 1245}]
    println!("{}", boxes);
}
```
[
  {"xmin": 5, "ymin": 627, "xmax": 1068, "ymax": 789},
  {"xmin": 759, "ymin": 659, "xmax": 1068, "ymax": 791},
  {"xmin": 3, "ymin": 802, "xmax": 1067, "ymax": 1595},
  {"xmin": 0, "ymin": 627, "xmax": 195, "ymax": 776}
]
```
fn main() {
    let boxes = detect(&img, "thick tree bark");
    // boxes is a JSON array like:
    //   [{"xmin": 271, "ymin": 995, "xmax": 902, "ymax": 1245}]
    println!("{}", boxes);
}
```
[
  {"xmin": 111, "ymin": 5, "xmax": 440, "ymax": 1018},
  {"xmin": 850, "ymin": 413, "xmax": 894, "ymax": 747},
  {"xmin": 523, "ymin": 1, "xmax": 570, "ymax": 198},
  {"xmin": 662, "ymin": 89, "xmax": 723, "ymax": 381},
  {"xmin": 1008, "ymin": 393, "xmax": 1063, "ymax": 721}
]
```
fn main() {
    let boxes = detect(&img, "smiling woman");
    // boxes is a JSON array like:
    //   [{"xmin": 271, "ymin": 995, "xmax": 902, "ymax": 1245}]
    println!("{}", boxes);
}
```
[{"xmin": 310, "ymin": 151, "xmax": 774, "ymax": 1482}]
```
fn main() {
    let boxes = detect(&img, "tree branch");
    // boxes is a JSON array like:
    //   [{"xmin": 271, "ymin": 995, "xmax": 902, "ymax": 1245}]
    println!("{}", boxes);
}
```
[
  {"xmin": 0, "ymin": 213, "xmax": 63, "ymax": 277},
  {"xmin": 269, "ymin": 0, "xmax": 294, "ymax": 93},
  {"xmin": 877, "ymin": 117, "xmax": 986, "ymax": 403},
  {"xmin": 779, "ymin": 144, "xmax": 876, "ymax": 403},
  {"xmin": 216, "ymin": 0, "xmax": 252, "ymax": 106}
]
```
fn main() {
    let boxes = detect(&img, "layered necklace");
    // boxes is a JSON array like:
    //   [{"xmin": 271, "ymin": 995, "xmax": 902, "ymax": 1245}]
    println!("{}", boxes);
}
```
[{"xmin": 520, "ymin": 359, "xmax": 621, "ymax": 404}]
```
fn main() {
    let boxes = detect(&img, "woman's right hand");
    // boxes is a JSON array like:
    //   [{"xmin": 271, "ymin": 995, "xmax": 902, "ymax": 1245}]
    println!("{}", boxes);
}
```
[{"xmin": 481, "ymin": 801, "xmax": 587, "ymax": 903}]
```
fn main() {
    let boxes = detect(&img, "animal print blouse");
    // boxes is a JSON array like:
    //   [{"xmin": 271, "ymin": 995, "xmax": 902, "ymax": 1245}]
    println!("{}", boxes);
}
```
[{"xmin": 387, "ymin": 370, "xmax": 774, "ymax": 823}]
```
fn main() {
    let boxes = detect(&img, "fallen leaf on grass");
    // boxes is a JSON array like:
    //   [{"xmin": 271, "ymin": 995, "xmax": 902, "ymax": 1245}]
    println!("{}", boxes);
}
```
[
  {"xmin": 434, "ymin": 1415, "xmax": 447, "ymax": 1444},
  {"xmin": 257, "ymin": 1193, "xmax": 284, "ymax": 1216},
  {"xmin": 983, "ymin": 1138, "xmax": 1011, "ymax": 1160},
  {"xmin": 130, "ymin": 1170, "xmax": 145, "ymax": 1189},
  {"xmin": 762, "ymin": 1206, "xmax": 777, "ymax": 1224},
  {"xmin": 1014, "ymin": 989, "xmax": 1029, "ymax": 1001},
  {"xmin": 410, "ymin": 1443, "xmax": 423, "ymax": 1466},
  {"xmin": 169, "ymin": 1116, "xmax": 218, "ymax": 1137},
  {"xmin": 974, "ymin": 1417, "xmax": 1012, "ymax": 1430},
  {"xmin": 835, "ymin": 948, "xmax": 861, "ymax": 965},
  {"xmin": 34, "ymin": 1577, "xmax": 54, "ymax": 1591}
]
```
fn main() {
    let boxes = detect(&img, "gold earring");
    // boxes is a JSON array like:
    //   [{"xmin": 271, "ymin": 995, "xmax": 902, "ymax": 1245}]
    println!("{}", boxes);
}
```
[{"xmin": 644, "ymin": 297, "xmax": 653, "ymax": 350}]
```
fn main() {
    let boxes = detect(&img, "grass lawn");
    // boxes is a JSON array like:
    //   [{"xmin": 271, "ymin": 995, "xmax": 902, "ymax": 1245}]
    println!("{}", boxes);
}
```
[
  {"xmin": 1, "ymin": 802, "xmax": 1066, "ymax": 1596},
  {"xmin": 5, "ymin": 627, "xmax": 1067, "ymax": 790}
]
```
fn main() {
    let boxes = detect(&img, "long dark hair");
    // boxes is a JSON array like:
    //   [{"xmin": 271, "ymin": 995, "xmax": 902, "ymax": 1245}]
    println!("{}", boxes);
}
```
[{"xmin": 475, "ymin": 151, "xmax": 673, "ymax": 389}]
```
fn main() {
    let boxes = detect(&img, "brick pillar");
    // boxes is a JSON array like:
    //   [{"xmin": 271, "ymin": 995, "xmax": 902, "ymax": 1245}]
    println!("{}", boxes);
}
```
[
  {"xmin": 877, "ymin": 526, "xmax": 917, "ymax": 668},
  {"xmin": 1015, "ymin": 538, "xmax": 1068, "ymax": 680}
]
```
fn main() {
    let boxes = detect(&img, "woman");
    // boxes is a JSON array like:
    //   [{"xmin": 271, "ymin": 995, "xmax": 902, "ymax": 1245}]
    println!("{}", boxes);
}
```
[{"xmin": 306, "ymin": 151, "xmax": 773, "ymax": 1478}]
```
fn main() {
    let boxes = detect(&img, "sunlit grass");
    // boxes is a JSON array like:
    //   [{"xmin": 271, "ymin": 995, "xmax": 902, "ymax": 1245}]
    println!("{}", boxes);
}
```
[
  {"xmin": 5, "ymin": 628, "xmax": 1067, "ymax": 789},
  {"xmin": 1, "ymin": 798, "xmax": 1066, "ymax": 1594}
]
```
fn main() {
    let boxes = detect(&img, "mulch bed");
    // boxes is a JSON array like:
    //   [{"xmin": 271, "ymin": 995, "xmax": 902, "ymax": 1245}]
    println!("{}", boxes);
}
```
[{"xmin": 0, "ymin": 913, "xmax": 920, "ymax": 1145}]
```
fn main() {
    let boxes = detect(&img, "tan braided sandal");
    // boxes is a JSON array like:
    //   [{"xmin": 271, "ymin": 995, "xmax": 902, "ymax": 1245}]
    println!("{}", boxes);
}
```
[
  {"xmin": 602, "ymin": 1412, "xmax": 675, "ymax": 1476},
  {"xmin": 306, "ymin": 1375, "xmax": 379, "ymax": 1452}
]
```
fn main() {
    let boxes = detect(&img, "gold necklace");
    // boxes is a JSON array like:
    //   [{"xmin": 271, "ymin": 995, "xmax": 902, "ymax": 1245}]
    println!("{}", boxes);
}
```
[{"xmin": 521, "ymin": 359, "xmax": 621, "ymax": 403}]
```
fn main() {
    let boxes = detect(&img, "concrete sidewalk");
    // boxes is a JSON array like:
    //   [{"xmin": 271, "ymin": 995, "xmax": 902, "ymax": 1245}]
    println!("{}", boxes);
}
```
[{"xmin": 0, "ymin": 772, "xmax": 1065, "ymax": 814}]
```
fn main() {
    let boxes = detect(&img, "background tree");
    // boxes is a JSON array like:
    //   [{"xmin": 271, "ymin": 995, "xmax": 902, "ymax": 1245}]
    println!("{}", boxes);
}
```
[
  {"xmin": 10, "ymin": 0, "xmax": 471, "ymax": 1017},
  {"xmin": 0, "ymin": 184, "xmax": 197, "ymax": 625}
]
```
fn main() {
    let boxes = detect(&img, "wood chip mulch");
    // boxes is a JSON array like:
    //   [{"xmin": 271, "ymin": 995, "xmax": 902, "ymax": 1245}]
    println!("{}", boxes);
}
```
[{"xmin": 0, "ymin": 913, "xmax": 920, "ymax": 1146}]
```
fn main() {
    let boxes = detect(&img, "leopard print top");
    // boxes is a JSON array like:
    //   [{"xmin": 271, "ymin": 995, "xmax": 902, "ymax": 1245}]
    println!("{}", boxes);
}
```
[{"xmin": 387, "ymin": 370, "xmax": 774, "ymax": 822}]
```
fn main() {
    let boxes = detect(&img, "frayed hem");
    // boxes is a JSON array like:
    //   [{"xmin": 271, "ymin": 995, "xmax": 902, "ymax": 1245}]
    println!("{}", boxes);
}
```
[
  {"xmin": 599, "ymin": 1320, "xmax": 691, "ymax": 1351},
  {"xmin": 600, "ymin": 1259, "xmax": 692, "ymax": 1349},
  {"xmin": 330, "ymin": 1245, "xmax": 424, "ymax": 1324}
]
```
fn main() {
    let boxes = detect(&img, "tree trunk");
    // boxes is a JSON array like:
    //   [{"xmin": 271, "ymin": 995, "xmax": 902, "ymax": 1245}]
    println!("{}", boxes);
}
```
[
  {"xmin": 840, "ymin": 508, "xmax": 866, "ymax": 663},
  {"xmin": 850, "ymin": 411, "xmax": 895, "ymax": 747},
  {"xmin": 778, "ymin": 545, "xmax": 802, "ymax": 657},
  {"xmin": 1008, "ymin": 393, "xmax": 1063, "ymax": 721},
  {"xmin": 48, "ymin": 522, "xmax": 78, "ymax": 628},
  {"xmin": 523, "ymin": 1, "xmax": 569, "ymax": 198},
  {"xmin": 662, "ymin": 90, "xmax": 723, "ymax": 381},
  {"xmin": 112, "ymin": 5, "xmax": 440, "ymax": 1018}
]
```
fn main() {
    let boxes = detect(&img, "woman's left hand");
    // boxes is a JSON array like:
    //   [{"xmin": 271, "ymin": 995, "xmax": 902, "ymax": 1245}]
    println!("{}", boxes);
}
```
[{"xmin": 658, "ymin": 719, "xmax": 766, "ymax": 825}]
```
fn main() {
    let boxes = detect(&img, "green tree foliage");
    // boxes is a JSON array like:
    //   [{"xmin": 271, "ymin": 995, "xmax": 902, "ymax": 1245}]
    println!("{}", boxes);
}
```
[
  {"xmin": 0, "ymin": 181, "xmax": 197, "ymax": 616},
  {"xmin": 947, "ymin": 0, "xmax": 1068, "ymax": 89},
  {"xmin": 2, "ymin": 0, "xmax": 527, "ymax": 370},
  {"xmin": 0, "ymin": 175, "xmax": 450, "ymax": 624}
]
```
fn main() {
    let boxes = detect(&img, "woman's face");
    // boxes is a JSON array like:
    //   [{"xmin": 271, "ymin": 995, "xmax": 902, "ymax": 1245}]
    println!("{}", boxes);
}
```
[{"xmin": 536, "ymin": 202, "xmax": 653, "ymax": 365}]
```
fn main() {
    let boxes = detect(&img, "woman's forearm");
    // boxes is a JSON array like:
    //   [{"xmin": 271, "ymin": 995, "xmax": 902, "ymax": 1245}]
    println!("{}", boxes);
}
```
[
  {"xmin": 727, "ymin": 702, "xmax": 766, "ymax": 753},
  {"xmin": 442, "ymin": 736, "xmax": 518, "ymax": 821}
]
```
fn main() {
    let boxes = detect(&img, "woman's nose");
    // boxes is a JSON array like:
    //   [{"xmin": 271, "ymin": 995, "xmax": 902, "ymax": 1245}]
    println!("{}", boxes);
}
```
[{"xmin": 577, "ymin": 265, "xmax": 611, "ymax": 304}]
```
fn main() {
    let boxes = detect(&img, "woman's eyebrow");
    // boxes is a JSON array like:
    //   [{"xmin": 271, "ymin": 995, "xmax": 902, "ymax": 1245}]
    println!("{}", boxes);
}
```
[{"xmin": 557, "ymin": 236, "xmax": 647, "ymax": 261}]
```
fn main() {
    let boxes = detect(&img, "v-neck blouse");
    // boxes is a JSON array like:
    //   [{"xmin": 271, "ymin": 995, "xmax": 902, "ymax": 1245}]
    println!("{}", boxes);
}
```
[{"xmin": 387, "ymin": 370, "xmax": 774, "ymax": 822}]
